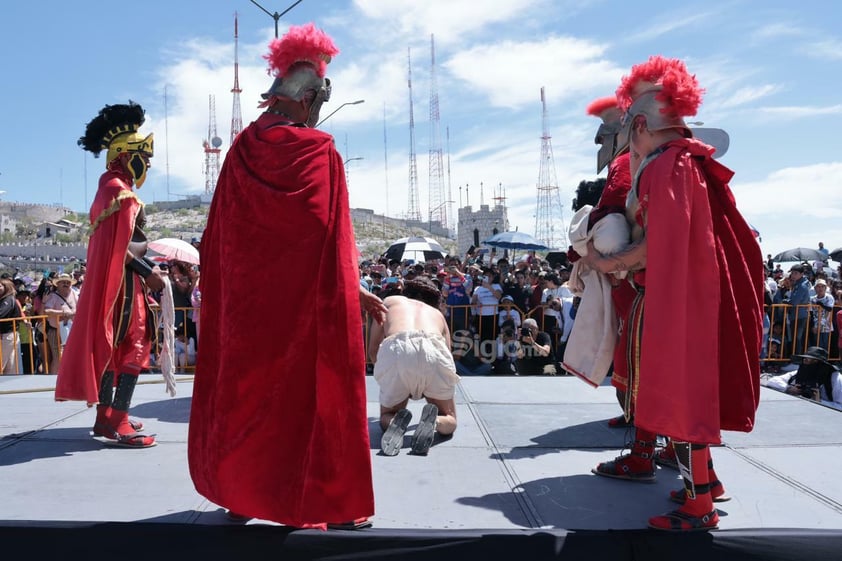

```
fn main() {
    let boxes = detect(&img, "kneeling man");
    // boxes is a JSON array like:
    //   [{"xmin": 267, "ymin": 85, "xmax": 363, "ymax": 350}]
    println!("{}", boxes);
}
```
[{"xmin": 368, "ymin": 278, "xmax": 459, "ymax": 456}]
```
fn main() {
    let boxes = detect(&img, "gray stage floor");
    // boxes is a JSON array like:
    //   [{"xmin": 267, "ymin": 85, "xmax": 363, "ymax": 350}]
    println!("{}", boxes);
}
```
[{"xmin": 1, "ymin": 373, "xmax": 841, "ymax": 531}]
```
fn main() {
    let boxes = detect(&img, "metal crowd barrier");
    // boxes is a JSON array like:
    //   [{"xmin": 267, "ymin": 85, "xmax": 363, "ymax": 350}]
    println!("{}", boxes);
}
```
[{"xmin": 2, "ymin": 303, "xmax": 837, "ymax": 376}]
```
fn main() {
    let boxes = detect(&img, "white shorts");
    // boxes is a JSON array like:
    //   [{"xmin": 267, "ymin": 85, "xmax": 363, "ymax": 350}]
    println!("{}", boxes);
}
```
[{"xmin": 373, "ymin": 330, "xmax": 460, "ymax": 408}]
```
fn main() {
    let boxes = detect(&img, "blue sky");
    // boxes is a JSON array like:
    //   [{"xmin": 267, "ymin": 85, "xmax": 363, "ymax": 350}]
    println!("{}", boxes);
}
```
[{"xmin": 1, "ymin": 0, "xmax": 841, "ymax": 258}]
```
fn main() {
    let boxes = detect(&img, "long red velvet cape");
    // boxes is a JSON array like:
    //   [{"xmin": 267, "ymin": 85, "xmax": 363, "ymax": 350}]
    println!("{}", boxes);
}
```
[
  {"xmin": 188, "ymin": 114, "xmax": 374, "ymax": 527},
  {"xmin": 55, "ymin": 170, "xmax": 142, "ymax": 405},
  {"xmin": 634, "ymin": 139, "xmax": 763, "ymax": 444}
]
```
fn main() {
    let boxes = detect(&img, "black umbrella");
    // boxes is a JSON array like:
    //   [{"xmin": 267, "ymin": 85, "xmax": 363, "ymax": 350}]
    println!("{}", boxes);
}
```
[
  {"xmin": 384, "ymin": 236, "xmax": 446, "ymax": 263},
  {"xmin": 772, "ymin": 247, "xmax": 825, "ymax": 262},
  {"xmin": 830, "ymin": 248, "xmax": 842, "ymax": 263}
]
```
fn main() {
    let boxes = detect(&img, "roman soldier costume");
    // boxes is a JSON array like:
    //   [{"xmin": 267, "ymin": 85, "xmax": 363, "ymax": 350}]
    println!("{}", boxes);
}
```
[{"xmin": 56, "ymin": 101, "xmax": 158, "ymax": 448}]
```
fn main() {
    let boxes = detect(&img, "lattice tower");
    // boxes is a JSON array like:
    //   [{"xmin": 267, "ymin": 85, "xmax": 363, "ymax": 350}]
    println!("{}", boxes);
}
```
[
  {"xmin": 203, "ymin": 95, "xmax": 223, "ymax": 195},
  {"xmin": 406, "ymin": 47, "xmax": 422, "ymax": 221},
  {"xmin": 427, "ymin": 34, "xmax": 447, "ymax": 230},
  {"xmin": 230, "ymin": 12, "xmax": 243, "ymax": 145},
  {"xmin": 534, "ymin": 87, "xmax": 567, "ymax": 249}
]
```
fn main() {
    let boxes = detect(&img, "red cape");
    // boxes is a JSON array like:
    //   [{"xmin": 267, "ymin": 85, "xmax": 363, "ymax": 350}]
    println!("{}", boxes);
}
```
[
  {"xmin": 55, "ymin": 170, "xmax": 142, "ymax": 404},
  {"xmin": 634, "ymin": 139, "xmax": 763, "ymax": 444},
  {"xmin": 188, "ymin": 114, "xmax": 374, "ymax": 527}
]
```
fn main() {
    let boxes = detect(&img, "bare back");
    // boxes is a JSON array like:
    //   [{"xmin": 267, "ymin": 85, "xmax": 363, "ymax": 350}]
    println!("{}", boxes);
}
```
[
  {"xmin": 367, "ymin": 295, "xmax": 452, "ymax": 364},
  {"xmin": 381, "ymin": 295, "xmax": 448, "ymax": 340}
]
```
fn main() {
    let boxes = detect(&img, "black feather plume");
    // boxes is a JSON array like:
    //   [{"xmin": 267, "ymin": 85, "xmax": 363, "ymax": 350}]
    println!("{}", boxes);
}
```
[{"xmin": 78, "ymin": 101, "xmax": 146, "ymax": 156}]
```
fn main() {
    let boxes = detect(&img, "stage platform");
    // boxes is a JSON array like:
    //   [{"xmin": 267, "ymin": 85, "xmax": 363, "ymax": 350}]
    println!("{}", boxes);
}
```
[{"xmin": 1, "ymin": 373, "xmax": 841, "ymax": 560}]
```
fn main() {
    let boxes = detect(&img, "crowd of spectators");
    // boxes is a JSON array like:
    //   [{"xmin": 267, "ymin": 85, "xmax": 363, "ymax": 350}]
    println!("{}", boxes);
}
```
[
  {"xmin": 761, "ymin": 243, "xmax": 842, "ymax": 409},
  {"xmin": 358, "ymin": 247, "xmax": 579, "ymax": 376},
  {"xmin": 0, "ymin": 255, "xmax": 200, "ymax": 375}
]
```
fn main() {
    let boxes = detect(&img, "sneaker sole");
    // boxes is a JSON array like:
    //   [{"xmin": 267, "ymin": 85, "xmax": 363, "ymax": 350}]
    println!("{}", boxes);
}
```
[
  {"xmin": 410, "ymin": 403, "xmax": 438, "ymax": 455},
  {"xmin": 381, "ymin": 409, "xmax": 412, "ymax": 456}
]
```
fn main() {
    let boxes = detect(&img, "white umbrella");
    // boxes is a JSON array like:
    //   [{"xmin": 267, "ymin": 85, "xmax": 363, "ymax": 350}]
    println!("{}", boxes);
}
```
[
  {"xmin": 148, "ymin": 238, "xmax": 200, "ymax": 265},
  {"xmin": 384, "ymin": 236, "xmax": 446, "ymax": 263}
]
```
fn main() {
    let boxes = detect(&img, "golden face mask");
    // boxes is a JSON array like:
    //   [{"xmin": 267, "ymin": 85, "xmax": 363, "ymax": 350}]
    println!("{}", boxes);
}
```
[{"xmin": 105, "ymin": 130, "xmax": 154, "ymax": 187}]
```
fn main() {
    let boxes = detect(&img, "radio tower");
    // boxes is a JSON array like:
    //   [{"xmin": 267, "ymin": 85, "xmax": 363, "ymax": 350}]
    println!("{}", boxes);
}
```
[
  {"xmin": 406, "ymin": 47, "xmax": 422, "ymax": 222},
  {"xmin": 534, "ymin": 87, "xmax": 566, "ymax": 249},
  {"xmin": 427, "ymin": 34, "xmax": 447, "ymax": 231},
  {"xmin": 230, "ymin": 12, "xmax": 243, "ymax": 145},
  {"xmin": 203, "ymin": 94, "xmax": 223, "ymax": 195}
]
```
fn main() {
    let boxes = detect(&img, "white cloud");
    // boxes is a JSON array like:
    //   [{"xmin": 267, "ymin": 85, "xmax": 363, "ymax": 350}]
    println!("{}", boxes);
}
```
[
  {"xmin": 750, "ymin": 22, "xmax": 805, "ymax": 41},
  {"xmin": 717, "ymin": 84, "xmax": 781, "ymax": 108},
  {"xmin": 801, "ymin": 39, "xmax": 842, "ymax": 60},
  {"xmin": 756, "ymin": 105, "xmax": 842, "ymax": 119},
  {"xmin": 733, "ymin": 162, "xmax": 842, "ymax": 256},
  {"xmin": 625, "ymin": 11, "xmax": 715, "ymax": 43},
  {"xmin": 444, "ymin": 36, "xmax": 625, "ymax": 108}
]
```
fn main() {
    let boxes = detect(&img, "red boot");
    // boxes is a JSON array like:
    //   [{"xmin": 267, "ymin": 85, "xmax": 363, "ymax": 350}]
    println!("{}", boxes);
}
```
[
  {"xmin": 592, "ymin": 428, "xmax": 656, "ymax": 482},
  {"xmin": 649, "ymin": 443, "xmax": 718, "ymax": 531}
]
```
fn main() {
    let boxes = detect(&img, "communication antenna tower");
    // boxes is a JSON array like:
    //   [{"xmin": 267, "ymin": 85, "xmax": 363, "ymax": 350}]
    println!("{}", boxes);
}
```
[
  {"xmin": 427, "ymin": 34, "xmax": 447, "ymax": 229},
  {"xmin": 230, "ymin": 12, "xmax": 243, "ymax": 145},
  {"xmin": 203, "ymin": 94, "xmax": 223, "ymax": 195},
  {"xmin": 406, "ymin": 47, "xmax": 422, "ymax": 221},
  {"xmin": 534, "ymin": 87, "xmax": 567, "ymax": 249}
]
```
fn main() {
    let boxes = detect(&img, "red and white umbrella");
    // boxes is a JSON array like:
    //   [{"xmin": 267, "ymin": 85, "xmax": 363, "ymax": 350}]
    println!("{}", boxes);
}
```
[{"xmin": 148, "ymin": 238, "xmax": 200, "ymax": 265}]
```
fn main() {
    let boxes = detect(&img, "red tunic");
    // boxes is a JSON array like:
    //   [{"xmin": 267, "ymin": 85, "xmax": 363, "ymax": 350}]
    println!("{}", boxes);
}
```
[
  {"xmin": 55, "ymin": 169, "xmax": 148, "ymax": 405},
  {"xmin": 633, "ymin": 139, "xmax": 763, "ymax": 444},
  {"xmin": 188, "ymin": 114, "xmax": 374, "ymax": 527}
]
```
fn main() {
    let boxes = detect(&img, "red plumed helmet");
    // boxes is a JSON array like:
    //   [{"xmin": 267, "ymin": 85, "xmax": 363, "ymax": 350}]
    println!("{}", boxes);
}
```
[
  {"xmin": 586, "ymin": 96, "xmax": 619, "ymax": 118},
  {"xmin": 264, "ymin": 23, "xmax": 339, "ymax": 79},
  {"xmin": 615, "ymin": 55, "xmax": 704, "ymax": 117}
]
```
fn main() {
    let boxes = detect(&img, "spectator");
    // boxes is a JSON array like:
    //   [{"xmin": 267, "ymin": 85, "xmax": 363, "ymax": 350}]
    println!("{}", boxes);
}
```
[
  {"xmin": 0, "ymin": 278, "xmax": 21, "ymax": 374},
  {"xmin": 818, "ymin": 242, "xmax": 830, "ymax": 261},
  {"xmin": 169, "ymin": 261, "xmax": 197, "ymax": 342},
  {"xmin": 502, "ymin": 268, "xmax": 531, "ymax": 313},
  {"xmin": 787, "ymin": 264, "xmax": 812, "ymax": 354},
  {"xmin": 42, "ymin": 274, "xmax": 77, "ymax": 374},
  {"xmin": 190, "ymin": 269, "xmax": 201, "ymax": 344},
  {"xmin": 442, "ymin": 261, "xmax": 472, "ymax": 333},
  {"xmin": 15, "ymin": 284, "xmax": 37, "ymax": 374},
  {"xmin": 811, "ymin": 278, "xmax": 834, "ymax": 350},
  {"xmin": 493, "ymin": 326, "xmax": 519, "ymax": 375},
  {"xmin": 368, "ymin": 278, "xmax": 459, "ymax": 456},
  {"xmin": 471, "ymin": 273, "xmax": 502, "ymax": 351},
  {"xmin": 497, "ymin": 295, "xmax": 522, "ymax": 331},
  {"xmin": 451, "ymin": 329, "xmax": 493, "ymax": 376},
  {"xmin": 31, "ymin": 277, "xmax": 52, "ymax": 372},
  {"xmin": 174, "ymin": 333, "xmax": 196, "ymax": 370},
  {"xmin": 764, "ymin": 346, "xmax": 842, "ymax": 409},
  {"xmin": 516, "ymin": 318, "xmax": 556, "ymax": 375}
]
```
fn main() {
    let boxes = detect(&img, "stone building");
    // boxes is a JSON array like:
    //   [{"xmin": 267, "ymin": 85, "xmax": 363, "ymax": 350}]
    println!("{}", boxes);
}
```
[{"xmin": 457, "ymin": 203, "xmax": 509, "ymax": 257}]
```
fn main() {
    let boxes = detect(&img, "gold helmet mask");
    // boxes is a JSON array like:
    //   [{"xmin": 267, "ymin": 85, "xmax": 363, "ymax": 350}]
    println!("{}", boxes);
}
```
[{"xmin": 104, "ymin": 127, "xmax": 154, "ymax": 188}]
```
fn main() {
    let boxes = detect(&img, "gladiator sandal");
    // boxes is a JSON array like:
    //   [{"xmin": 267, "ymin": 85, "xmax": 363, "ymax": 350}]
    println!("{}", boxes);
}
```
[
  {"xmin": 649, "ymin": 443, "xmax": 718, "ymax": 532},
  {"xmin": 102, "ymin": 373, "xmax": 156, "ymax": 448},
  {"xmin": 670, "ymin": 451, "xmax": 731, "ymax": 504},
  {"xmin": 592, "ymin": 428, "xmax": 656, "ymax": 482},
  {"xmin": 653, "ymin": 439, "xmax": 678, "ymax": 470},
  {"xmin": 93, "ymin": 371, "xmax": 144, "ymax": 437}
]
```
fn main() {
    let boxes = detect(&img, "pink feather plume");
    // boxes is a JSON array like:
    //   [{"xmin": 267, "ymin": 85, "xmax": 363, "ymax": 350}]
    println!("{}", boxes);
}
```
[{"xmin": 264, "ymin": 23, "xmax": 340, "ymax": 78}]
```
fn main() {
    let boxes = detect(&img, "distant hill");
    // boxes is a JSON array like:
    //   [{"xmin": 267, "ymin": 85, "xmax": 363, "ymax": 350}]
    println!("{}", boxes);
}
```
[{"xmin": 143, "ymin": 205, "xmax": 458, "ymax": 262}]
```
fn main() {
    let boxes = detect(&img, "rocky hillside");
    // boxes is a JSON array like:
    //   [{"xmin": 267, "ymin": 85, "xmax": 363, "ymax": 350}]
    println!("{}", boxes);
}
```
[{"xmin": 144, "ymin": 206, "xmax": 458, "ymax": 261}]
